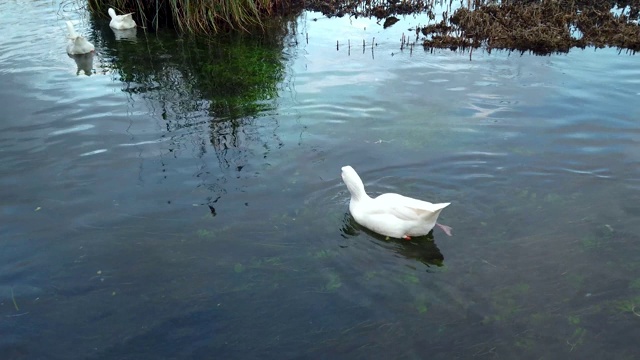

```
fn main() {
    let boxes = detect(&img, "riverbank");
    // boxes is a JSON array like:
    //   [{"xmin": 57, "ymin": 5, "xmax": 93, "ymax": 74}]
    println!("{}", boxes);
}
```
[{"xmin": 90, "ymin": 0, "xmax": 640, "ymax": 54}]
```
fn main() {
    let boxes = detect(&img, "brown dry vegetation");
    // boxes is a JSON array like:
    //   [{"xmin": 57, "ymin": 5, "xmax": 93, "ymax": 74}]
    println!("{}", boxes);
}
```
[
  {"xmin": 305, "ymin": 0, "xmax": 640, "ymax": 54},
  {"xmin": 436, "ymin": 0, "xmax": 640, "ymax": 54}
]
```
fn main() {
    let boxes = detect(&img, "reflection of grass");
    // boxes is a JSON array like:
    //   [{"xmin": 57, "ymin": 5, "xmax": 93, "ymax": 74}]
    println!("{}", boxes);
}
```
[
  {"xmin": 200, "ymin": 40, "xmax": 283, "ymax": 116},
  {"xmin": 102, "ymin": 28, "xmax": 288, "ymax": 120}
]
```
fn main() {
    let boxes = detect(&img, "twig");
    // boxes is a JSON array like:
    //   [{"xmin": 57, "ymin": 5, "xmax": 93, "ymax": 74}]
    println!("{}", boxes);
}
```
[
  {"xmin": 481, "ymin": 259, "xmax": 497, "ymax": 267},
  {"xmin": 6, "ymin": 312, "xmax": 29, "ymax": 318},
  {"xmin": 11, "ymin": 287, "xmax": 19, "ymax": 311}
]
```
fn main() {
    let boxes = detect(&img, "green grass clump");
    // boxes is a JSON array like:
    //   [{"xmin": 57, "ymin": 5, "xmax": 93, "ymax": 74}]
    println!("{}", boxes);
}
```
[{"xmin": 88, "ymin": 0, "xmax": 291, "ymax": 33}]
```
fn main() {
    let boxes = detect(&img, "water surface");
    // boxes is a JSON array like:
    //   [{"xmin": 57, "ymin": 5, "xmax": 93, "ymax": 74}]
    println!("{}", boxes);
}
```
[{"xmin": 1, "ymin": 2, "xmax": 640, "ymax": 359}]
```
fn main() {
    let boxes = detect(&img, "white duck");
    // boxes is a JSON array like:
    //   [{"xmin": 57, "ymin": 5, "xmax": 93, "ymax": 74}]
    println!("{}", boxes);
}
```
[
  {"xmin": 341, "ymin": 166, "xmax": 452, "ymax": 240},
  {"xmin": 108, "ymin": 8, "xmax": 137, "ymax": 30},
  {"xmin": 66, "ymin": 21, "xmax": 95, "ymax": 55}
]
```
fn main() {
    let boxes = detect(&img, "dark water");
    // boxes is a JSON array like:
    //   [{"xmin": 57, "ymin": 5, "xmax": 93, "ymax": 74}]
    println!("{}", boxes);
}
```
[{"xmin": 2, "ymin": 1, "xmax": 640, "ymax": 359}]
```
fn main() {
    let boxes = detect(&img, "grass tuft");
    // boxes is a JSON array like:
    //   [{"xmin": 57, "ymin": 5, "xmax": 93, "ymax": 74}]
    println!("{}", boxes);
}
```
[{"xmin": 87, "ymin": 0, "xmax": 291, "ymax": 34}]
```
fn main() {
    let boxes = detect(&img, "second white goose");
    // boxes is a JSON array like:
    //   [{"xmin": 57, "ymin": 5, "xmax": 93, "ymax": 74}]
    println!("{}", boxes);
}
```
[{"xmin": 108, "ymin": 8, "xmax": 137, "ymax": 30}]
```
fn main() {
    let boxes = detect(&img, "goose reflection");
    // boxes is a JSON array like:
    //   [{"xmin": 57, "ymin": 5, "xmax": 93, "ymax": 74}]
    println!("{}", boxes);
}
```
[
  {"xmin": 341, "ymin": 213, "xmax": 445, "ymax": 267},
  {"xmin": 68, "ymin": 52, "xmax": 94, "ymax": 76},
  {"xmin": 112, "ymin": 28, "xmax": 137, "ymax": 41}
]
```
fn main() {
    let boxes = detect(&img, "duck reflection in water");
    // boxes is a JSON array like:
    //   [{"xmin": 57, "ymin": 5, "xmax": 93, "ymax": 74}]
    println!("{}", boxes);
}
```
[
  {"xmin": 112, "ymin": 28, "xmax": 137, "ymax": 41},
  {"xmin": 68, "ymin": 52, "xmax": 94, "ymax": 76},
  {"xmin": 341, "ymin": 213, "xmax": 445, "ymax": 267}
]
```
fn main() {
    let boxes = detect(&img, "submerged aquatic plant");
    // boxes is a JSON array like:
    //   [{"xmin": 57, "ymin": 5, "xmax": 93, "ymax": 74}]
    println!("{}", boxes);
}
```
[{"xmin": 324, "ymin": 272, "xmax": 342, "ymax": 292}]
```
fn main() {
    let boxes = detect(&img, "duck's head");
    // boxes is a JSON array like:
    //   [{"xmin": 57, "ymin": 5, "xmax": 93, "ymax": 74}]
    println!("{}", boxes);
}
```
[{"xmin": 341, "ymin": 165, "xmax": 356, "ymax": 181}]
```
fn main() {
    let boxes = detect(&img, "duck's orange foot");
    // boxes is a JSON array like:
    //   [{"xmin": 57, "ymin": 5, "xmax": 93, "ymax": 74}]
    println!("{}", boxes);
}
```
[{"xmin": 402, "ymin": 235, "xmax": 412, "ymax": 241}]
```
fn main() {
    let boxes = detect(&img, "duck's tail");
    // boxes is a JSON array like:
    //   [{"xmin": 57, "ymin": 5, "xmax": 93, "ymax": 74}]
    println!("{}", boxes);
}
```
[
  {"xmin": 66, "ymin": 21, "xmax": 78, "ymax": 39},
  {"xmin": 415, "ymin": 202, "xmax": 450, "ymax": 220},
  {"xmin": 431, "ymin": 202, "xmax": 450, "ymax": 212}
]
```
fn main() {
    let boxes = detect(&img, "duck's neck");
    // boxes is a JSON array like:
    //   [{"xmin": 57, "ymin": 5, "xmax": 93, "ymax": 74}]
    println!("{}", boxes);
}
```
[{"xmin": 345, "ymin": 175, "xmax": 369, "ymax": 202}]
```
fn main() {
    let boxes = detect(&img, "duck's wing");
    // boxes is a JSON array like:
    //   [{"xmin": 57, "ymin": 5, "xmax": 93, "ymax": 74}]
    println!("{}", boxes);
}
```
[
  {"xmin": 374, "ymin": 193, "xmax": 422, "ymax": 221},
  {"xmin": 376, "ymin": 193, "xmax": 449, "ymax": 220}
]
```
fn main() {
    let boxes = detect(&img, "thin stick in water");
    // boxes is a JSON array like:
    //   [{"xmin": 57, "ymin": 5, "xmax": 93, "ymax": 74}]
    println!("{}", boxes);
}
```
[{"xmin": 11, "ymin": 287, "xmax": 19, "ymax": 311}]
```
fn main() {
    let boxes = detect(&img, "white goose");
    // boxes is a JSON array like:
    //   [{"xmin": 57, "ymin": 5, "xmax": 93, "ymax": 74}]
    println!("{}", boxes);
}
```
[
  {"xmin": 108, "ymin": 8, "xmax": 137, "ymax": 30},
  {"xmin": 341, "ymin": 166, "xmax": 452, "ymax": 240},
  {"xmin": 66, "ymin": 21, "xmax": 95, "ymax": 55}
]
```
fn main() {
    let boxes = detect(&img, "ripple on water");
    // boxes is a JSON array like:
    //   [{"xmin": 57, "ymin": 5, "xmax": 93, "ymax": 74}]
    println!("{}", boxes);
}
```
[{"xmin": 48, "ymin": 123, "xmax": 95, "ymax": 136}]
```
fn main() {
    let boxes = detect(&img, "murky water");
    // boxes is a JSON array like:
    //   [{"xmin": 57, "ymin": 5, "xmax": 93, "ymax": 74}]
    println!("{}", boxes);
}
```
[{"xmin": 2, "ymin": 1, "xmax": 640, "ymax": 359}]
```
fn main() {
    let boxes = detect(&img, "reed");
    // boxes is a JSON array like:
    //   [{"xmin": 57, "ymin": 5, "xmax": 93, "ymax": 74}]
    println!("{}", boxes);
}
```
[{"xmin": 88, "ymin": 0, "xmax": 287, "ymax": 33}]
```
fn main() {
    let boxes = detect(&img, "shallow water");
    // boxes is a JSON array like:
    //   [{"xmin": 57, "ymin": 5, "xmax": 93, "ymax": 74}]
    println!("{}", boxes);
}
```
[{"xmin": 1, "ymin": 2, "xmax": 640, "ymax": 359}]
